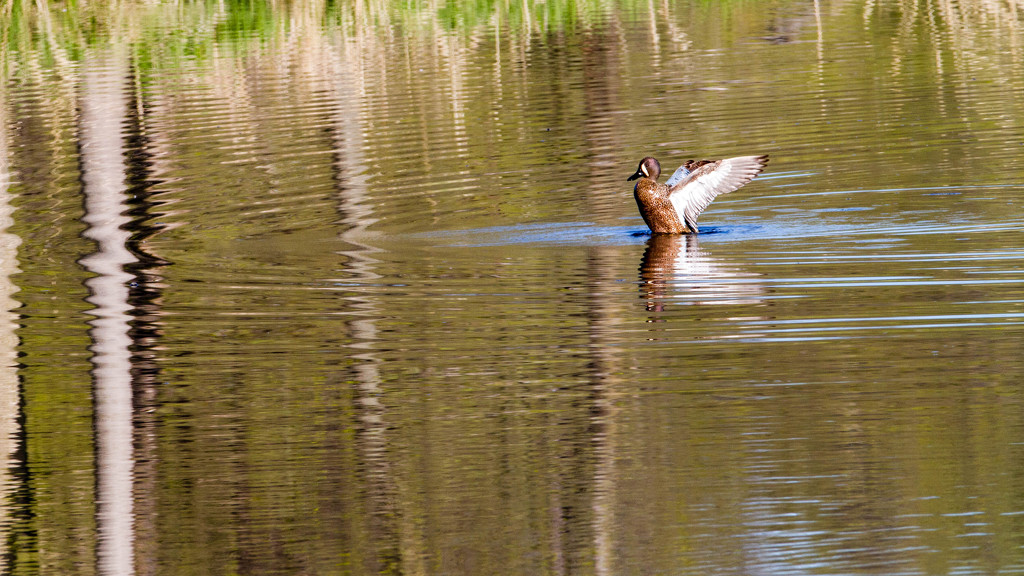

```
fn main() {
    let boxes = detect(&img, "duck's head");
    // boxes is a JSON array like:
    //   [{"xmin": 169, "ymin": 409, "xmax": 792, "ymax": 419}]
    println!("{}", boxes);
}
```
[{"xmin": 627, "ymin": 157, "xmax": 661, "ymax": 181}]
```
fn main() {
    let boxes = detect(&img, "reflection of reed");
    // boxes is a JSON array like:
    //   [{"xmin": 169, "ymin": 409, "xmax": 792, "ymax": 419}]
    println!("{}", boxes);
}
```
[
  {"xmin": 639, "ymin": 234, "xmax": 764, "ymax": 314},
  {"xmin": 328, "ymin": 39, "xmax": 407, "ymax": 573},
  {"xmin": 0, "ymin": 81, "xmax": 22, "ymax": 576},
  {"xmin": 4, "ymin": 0, "xmax": 1023, "ymax": 88},
  {"xmin": 78, "ymin": 49, "xmax": 136, "ymax": 576},
  {"xmin": 882, "ymin": 0, "xmax": 1023, "ymax": 89},
  {"xmin": 584, "ymin": 244, "xmax": 627, "ymax": 576}
]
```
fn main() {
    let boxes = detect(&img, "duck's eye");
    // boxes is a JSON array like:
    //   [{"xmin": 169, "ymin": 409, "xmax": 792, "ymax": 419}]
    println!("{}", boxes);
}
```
[{"xmin": 640, "ymin": 164, "xmax": 649, "ymax": 177}]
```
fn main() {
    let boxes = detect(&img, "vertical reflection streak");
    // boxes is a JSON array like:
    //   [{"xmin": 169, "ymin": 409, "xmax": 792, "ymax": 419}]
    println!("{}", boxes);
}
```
[
  {"xmin": 587, "ymin": 249, "xmax": 622, "ymax": 576},
  {"xmin": 78, "ymin": 50, "xmax": 136, "ymax": 576},
  {"xmin": 580, "ymin": 22, "xmax": 627, "ymax": 574},
  {"xmin": 815, "ymin": 0, "xmax": 824, "ymax": 95},
  {"xmin": 329, "ymin": 35, "xmax": 407, "ymax": 572},
  {"xmin": 0, "ymin": 85, "xmax": 23, "ymax": 575}
]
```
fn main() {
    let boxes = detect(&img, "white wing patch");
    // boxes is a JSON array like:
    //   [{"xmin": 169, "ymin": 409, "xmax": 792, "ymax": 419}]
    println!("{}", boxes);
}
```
[{"xmin": 668, "ymin": 155, "xmax": 767, "ymax": 232}]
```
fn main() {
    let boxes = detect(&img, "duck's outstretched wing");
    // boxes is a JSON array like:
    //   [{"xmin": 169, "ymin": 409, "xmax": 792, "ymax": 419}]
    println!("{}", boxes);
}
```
[
  {"xmin": 664, "ymin": 160, "xmax": 716, "ymax": 188},
  {"xmin": 668, "ymin": 155, "xmax": 768, "ymax": 232}
]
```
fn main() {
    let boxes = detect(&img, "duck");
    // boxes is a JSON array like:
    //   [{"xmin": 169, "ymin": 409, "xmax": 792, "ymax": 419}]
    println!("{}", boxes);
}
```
[{"xmin": 628, "ymin": 154, "xmax": 769, "ymax": 234}]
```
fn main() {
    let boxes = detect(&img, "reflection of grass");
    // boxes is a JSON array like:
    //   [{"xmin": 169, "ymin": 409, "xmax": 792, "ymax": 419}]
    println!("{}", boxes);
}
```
[
  {"xmin": 3, "ymin": 0, "xmax": 1018, "ymax": 66},
  {"xmin": 1, "ymin": 0, "xmax": 655, "ymax": 73},
  {"xmin": 433, "ymin": 0, "xmax": 595, "ymax": 32}
]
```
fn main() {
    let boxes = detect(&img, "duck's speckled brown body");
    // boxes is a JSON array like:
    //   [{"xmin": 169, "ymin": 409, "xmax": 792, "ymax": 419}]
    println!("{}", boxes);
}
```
[{"xmin": 628, "ymin": 155, "xmax": 769, "ymax": 234}]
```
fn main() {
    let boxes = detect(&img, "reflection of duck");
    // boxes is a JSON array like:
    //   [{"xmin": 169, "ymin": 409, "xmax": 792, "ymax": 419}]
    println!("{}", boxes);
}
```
[
  {"xmin": 639, "ymin": 234, "xmax": 764, "ymax": 312},
  {"xmin": 628, "ymin": 155, "xmax": 768, "ymax": 234}
]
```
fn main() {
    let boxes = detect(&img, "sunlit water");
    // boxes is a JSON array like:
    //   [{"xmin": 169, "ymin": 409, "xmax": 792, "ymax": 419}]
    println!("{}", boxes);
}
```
[{"xmin": 3, "ymin": 0, "xmax": 1024, "ymax": 574}]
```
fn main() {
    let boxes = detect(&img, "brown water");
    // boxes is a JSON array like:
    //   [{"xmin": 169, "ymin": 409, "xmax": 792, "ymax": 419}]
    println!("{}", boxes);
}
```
[{"xmin": 3, "ymin": 0, "xmax": 1024, "ymax": 574}]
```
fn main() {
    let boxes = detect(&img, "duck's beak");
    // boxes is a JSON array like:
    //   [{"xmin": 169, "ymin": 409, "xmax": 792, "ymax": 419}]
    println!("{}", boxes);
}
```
[{"xmin": 627, "ymin": 169, "xmax": 643, "ymax": 181}]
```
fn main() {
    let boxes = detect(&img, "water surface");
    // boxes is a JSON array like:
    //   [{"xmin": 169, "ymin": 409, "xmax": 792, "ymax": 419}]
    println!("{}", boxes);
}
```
[{"xmin": 3, "ymin": 0, "xmax": 1024, "ymax": 574}]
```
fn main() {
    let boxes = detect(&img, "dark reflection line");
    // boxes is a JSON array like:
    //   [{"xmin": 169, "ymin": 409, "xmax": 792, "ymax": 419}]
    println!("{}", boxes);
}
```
[
  {"xmin": 78, "ymin": 49, "xmax": 136, "ymax": 576},
  {"xmin": 2, "ymin": 395, "xmax": 34, "ymax": 574},
  {"xmin": 121, "ymin": 53, "xmax": 170, "ymax": 576}
]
